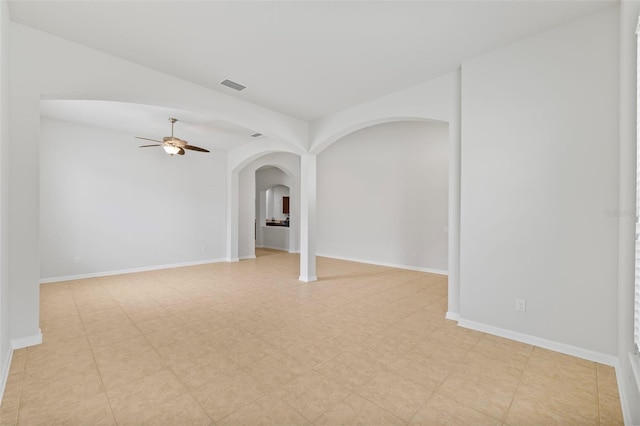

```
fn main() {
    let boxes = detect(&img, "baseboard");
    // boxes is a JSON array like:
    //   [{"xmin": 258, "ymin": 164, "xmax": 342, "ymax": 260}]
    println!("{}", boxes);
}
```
[
  {"xmin": 256, "ymin": 245, "xmax": 289, "ymax": 251},
  {"xmin": 239, "ymin": 255, "xmax": 256, "ymax": 260},
  {"xmin": 445, "ymin": 311, "xmax": 460, "ymax": 321},
  {"xmin": 619, "ymin": 352, "xmax": 640, "ymax": 425},
  {"xmin": 226, "ymin": 257, "xmax": 240, "ymax": 262},
  {"xmin": 11, "ymin": 329, "xmax": 42, "ymax": 350},
  {"xmin": 457, "ymin": 318, "xmax": 618, "ymax": 367},
  {"xmin": 1, "ymin": 331, "xmax": 42, "ymax": 404},
  {"xmin": 617, "ymin": 356, "xmax": 633, "ymax": 426},
  {"xmin": 316, "ymin": 252, "xmax": 448, "ymax": 276},
  {"xmin": 40, "ymin": 259, "xmax": 227, "ymax": 284},
  {"xmin": 0, "ymin": 347, "xmax": 13, "ymax": 407},
  {"xmin": 299, "ymin": 275, "xmax": 318, "ymax": 283}
]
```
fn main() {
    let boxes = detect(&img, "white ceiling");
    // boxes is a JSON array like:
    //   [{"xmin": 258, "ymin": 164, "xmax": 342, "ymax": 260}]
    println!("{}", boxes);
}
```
[
  {"xmin": 40, "ymin": 100, "xmax": 259, "ymax": 152},
  {"xmin": 10, "ymin": 1, "xmax": 616, "ymax": 122}
]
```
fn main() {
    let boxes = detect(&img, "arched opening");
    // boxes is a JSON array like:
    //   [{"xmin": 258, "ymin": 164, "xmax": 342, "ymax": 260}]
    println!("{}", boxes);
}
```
[
  {"xmin": 235, "ymin": 153, "xmax": 300, "ymax": 262},
  {"xmin": 255, "ymin": 168, "xmax": 292, "ymax": 254}
]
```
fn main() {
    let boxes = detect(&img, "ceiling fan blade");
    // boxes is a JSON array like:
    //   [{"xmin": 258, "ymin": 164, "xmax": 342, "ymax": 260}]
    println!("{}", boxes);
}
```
[
  {"xmin": 138, "ymin": 144, "xmax": 161, "ymax": 148},
  {"xmin": 183, "ymin": 145, "xmax": 210, "ymax": 153},
  {"xmin": 177, "ymin": 148, "xmax": 185, "ymax": 156},
  {"xmin": 135, "ymin": 136, "xmax": 163, "ymax": 143}
]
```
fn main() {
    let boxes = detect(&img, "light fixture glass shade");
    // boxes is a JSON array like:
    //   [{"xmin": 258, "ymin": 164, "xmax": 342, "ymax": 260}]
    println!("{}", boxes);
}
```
[{"xmin": 163, "ymin": 144, "xmax": 180, "ymax": 155}]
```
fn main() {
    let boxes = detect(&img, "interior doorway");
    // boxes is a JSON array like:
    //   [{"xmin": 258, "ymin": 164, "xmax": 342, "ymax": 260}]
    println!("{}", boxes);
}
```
[{"xmin": 255, "ymin": 167, "xmax": 292, "ymax": 252}]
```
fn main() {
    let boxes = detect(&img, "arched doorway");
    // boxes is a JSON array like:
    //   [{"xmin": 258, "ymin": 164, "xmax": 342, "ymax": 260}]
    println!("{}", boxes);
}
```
[
  {"xmin": 255, "ymin": 168, "xmax": 292, "ymax": 253},
  {"xmin": 235, "ymin": 153, "xmax": 300, "ymax": 261}
]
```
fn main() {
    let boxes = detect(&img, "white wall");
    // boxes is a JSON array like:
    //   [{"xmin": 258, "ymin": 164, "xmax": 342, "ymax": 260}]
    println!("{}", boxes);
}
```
[
  {"xmin": 238, "ymin": 165, "xmax": 256, "ymax": 259},
  {"xmin": 459, "ymin": 7, "xmax": 619, "ymax": 358},
  {"xmin": 317, "ymin": 120, "xmax": 448, "ymax": 272},
  {"xmin": 261, "ymin": 227, "xmax": 290, "ymax": 251},
  {"xmin": 0, "ymin": 0, "xmax": 12, "ymax": 397},
  {"xmin": 39, "ymin": 118, "xmax": 227, "ymax": 279}
]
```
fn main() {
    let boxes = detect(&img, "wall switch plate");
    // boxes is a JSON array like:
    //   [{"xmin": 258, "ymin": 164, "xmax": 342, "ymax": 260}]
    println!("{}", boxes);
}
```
[{"xmin": 516, "ymin": 299, "xmax": 526, "ymax": 312}]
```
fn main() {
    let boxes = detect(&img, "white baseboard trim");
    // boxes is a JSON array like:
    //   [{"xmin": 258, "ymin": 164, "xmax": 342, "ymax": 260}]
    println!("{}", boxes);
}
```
[
  {"xmin": 616, "ymin": 353, "xmax": 640, "ymax": 425},
  {"xmin": 11, "ymin": 329, "xmax": 42, "ymax": 350},
  {"xmin": 299, "ymin": 275, "xmax": 318, "ymax": 283},
  {"xmin": 288, "ymin": 250, "xmax": 300, "ymax": 254},
  {"xmin": 256, "ymin": 245, "xmax": 289, "ymax": 251},
  {"xmin": 0, "ymin": 347, "xmax": 13, "ymax": 407},
  {"xmin": 457, "ymin": 318, "xmax": 618, "ymax": 367},
  {"xmin": 316, "ymin": 253, "xmax": 448, "ymax": 276},
  {"xmin": 40, "ymin": 259, "xmax": 227, "ymax": 284},
  {"xmin": 239, "ymin": 255, "xmax": 257, "ymax": 260},
  {"xmin": 445, "ymin": 311, "xmax": 460, "ymax": 321},
  {"xmin": 227, "ymin": 257, "xmax": 240, "ymax": 262},
  {"xmin": 1, "ymin": 331, "xmax": 42, "ymax": 404}
]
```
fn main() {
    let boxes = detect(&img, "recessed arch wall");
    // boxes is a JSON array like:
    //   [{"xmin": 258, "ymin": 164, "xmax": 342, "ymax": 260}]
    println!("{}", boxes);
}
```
[
  {"xmin": 307, "ymin": 68, "xmax": 460, "ymax": 315},
  {"xmin": 316, "ymin": 119, "xmax": 449, "ymax": 273},
  {"xmin": 312, "ymin": 115, "xmax": 447, "ymax": 155},
  {"xmin": 309, "ymin": 72, "xmax": 454, "ymax": 154}
]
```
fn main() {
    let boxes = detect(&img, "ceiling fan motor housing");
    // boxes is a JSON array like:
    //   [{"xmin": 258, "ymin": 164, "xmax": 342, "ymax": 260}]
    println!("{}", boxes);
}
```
[{"xmin": 163, "ymin": 136, "xmax": 187, "ymax": 147}]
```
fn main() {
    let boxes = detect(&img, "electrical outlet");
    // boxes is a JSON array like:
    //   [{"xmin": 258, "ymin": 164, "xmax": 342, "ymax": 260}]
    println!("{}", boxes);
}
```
[
  {"xmin": 73, "ymin": 256, "xmax": 80, "ymax": 264},
  {"xmin": 202, "ymin": 245, "xmax": 207, "ymax": 252},
  {"xmin": 516, "ymin": 299, "xmax": 526, "ymax": 312}
]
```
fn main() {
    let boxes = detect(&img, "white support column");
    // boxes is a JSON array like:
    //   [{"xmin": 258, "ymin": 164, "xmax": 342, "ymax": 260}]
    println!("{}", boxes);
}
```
[
  {"xmin": 299, "ymin": 154, "xmax": 317, "ymax": 282},
  {"xmin": 226, "ymin": 170, "xmax": 239, "ymax": 262},
  {"xmin": 447, "ymin": 67, "xmax": 462, "ymax": 321}
]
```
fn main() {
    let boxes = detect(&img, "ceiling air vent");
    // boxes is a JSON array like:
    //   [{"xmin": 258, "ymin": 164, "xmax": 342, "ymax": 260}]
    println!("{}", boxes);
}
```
[
  {"xmin": 251, "ymin": 133, "xmax": 262, "ymax": 138},
  {"xmin": 220, "ymin": 79, "xmax": 246, "ymax": 91}
]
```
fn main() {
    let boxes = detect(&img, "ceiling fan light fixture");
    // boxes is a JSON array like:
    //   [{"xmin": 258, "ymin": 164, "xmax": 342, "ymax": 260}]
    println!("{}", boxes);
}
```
[{"xmin": 163, "ymin": 144, "xmax": 180, "ymax": 155}]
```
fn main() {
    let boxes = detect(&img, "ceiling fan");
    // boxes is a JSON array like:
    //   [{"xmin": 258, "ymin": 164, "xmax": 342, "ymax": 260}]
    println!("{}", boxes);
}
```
[{"xmin": 136, "ymin": 118, "xmax": 210, "ymax": 156}]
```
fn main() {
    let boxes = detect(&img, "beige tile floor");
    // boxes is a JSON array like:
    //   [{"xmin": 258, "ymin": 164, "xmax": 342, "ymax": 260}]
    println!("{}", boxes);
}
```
[{"xmin": 0, "ymin": 249, "xmax": 624, "ymax": 425}]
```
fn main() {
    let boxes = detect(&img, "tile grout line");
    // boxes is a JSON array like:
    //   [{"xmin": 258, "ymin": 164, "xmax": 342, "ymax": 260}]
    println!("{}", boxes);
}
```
[
  {"xmin": 317, "ymin": 303, "xmax": 459, "ymax": 425},
  {"xmin": 14, "ymin": 343, "xmax": 28, "ymax": 425},
  {"xmin": 423, "ymin": 330, "xmax": 505, "ymax": 423},
  {"xmin": 113, "ymin": 274, "xmax": 218, "ymax": 426},
  {"xmin": 380, "ymin": 310, "xmax": 456, "ymax": 424},
  {"xmin": 595, "ymin": 363, "xmax": 602, "ymax": 425},
  {"xmin": 71, "ymin": 277, "xmax": 120, "ymax": 426},
  {"xmin": 393, "ymin": 334, "xmax": 449, "ymax": 423},
  {"xmin": 500, "ymin": 344, "xmax": 535, "ymax": 425}
]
